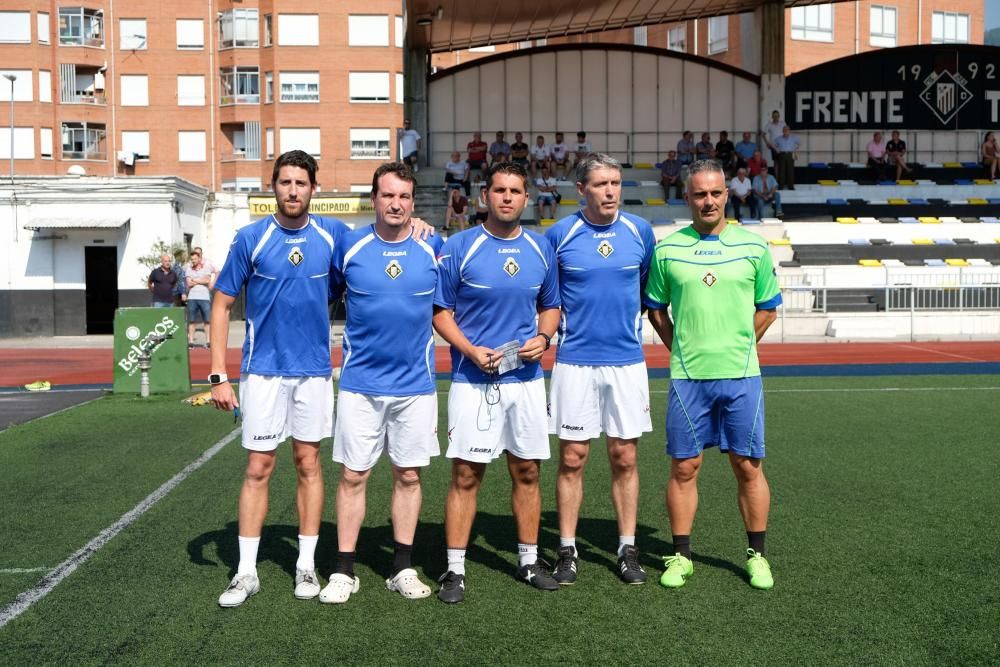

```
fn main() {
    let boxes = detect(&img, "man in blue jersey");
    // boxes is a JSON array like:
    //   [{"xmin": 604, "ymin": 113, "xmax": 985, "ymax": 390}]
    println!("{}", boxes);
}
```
[
  {"xmin": 432, "ymin": 162, "xmax": 561, "ymax": 603},
  {"xmin": 318, "ymin": 163, "xmax": 443, "ymax": 605},
  {"xmin": 546, "ymin": 153, "xmax": 656, "ymax": 586}
]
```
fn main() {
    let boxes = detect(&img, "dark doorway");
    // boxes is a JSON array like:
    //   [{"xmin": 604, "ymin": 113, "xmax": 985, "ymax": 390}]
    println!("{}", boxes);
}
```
[{"xmin": 85, "ymin": 246, "xmax": 118, "ymax": 334}]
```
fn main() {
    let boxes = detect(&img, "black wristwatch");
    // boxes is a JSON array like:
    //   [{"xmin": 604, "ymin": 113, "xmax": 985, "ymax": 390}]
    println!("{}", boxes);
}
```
[
  {"xmin": 208, "ymin": 373, "xmax": 228, "ymax": 385},
  {"xmin": 537, "ymin": 333, "xmax": 551, "ymax": 350}
]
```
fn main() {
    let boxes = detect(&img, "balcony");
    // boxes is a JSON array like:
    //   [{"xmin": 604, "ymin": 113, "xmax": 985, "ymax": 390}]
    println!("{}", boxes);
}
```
[
  {"xmin": 59, "ymin": 64, "xmax": 106, "ymax": 105},
  {"xmin": 62, "ymin": 122, "xmax": 107, "ymax": 161},
  {"xmin": 219, "ymin": 67, "xmax": 260, "ymax": 106},
  {"xmin": 221, "ymin": 121, "xmax": 262, "ymax": 162},
  {"xmin": 59, "ymin": 8, "xmax": 104, "ymax": 47}
]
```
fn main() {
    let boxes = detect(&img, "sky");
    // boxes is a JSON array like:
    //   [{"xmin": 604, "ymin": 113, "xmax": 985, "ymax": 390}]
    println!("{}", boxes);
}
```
[{"xmin": 987, "ymin": 0, "xmax": 1000, "ymax": 32}]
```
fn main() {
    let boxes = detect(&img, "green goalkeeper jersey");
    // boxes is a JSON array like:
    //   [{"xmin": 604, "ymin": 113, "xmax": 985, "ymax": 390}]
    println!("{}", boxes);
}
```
[{"xmin": 643, "ymin": 224, "xmax": 782, "ymax": 380}]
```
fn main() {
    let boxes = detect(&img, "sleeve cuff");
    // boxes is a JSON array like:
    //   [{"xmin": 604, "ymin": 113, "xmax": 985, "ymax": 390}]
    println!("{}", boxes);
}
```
[
  {"xmin": 755, "ymin": 293, "xmax": 783, "ymax": 310},
  {"xmin": 643, "ymin": 296, "xmax": 668, "ymax": 310}
]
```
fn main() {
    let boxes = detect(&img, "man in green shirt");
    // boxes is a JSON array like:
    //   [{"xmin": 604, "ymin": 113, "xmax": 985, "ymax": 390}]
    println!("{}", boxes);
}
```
[{"xmin": 644, "ymin": 159, "xmax": 781, "ymax": 591}]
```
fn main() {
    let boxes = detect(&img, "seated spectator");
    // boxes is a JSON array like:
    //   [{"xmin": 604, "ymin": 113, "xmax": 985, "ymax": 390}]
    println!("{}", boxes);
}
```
[
  {"xmin": 715, "ymin": 131, "xmax": 736, "ymax": 175},
  {"xmin": 728, "ymin": 168, "xmax": 756, "ymax": 221},
  {"xmin": 467, "ymin": 132, "xmax": 488, "ymax": 182},
  {"xmin": 444, "ymin": 151, "xmax": 470, "ymax": 196},
  {"xmin": 981, "ymin": 132, "xmax": 998, "ymax": 180},
  {"xmin": 535, "ymin": 166, "xmax": 559, "ymax": 220},
  {"xmin": 660, "ymin": 150, "xmax": 683, "ymax": 200},
  {"xmin": 530, "ymin": 135, "xmax": 551, "ymax": 179},
  {"xmin": 752, "ymin": 165, "xmax": 783, "ymax": 217},
  {"xmin": 885, "ymin": 130, "xmax": 912, "ymax": 181},
  {"xmin": 550, "ymin": 132, "xmax": 570, "ymax": 178},
  {"xmin": 510, "ymin": 132, "xmax": 530, "ymax": 168},
  {"xmin": 695, "ymin": 132, "xmax": 715, "ymax": 161},
  {"xmin": 735, "ymin": 132, "xmax": 757, "ymax": 169},
  {"xmin": 444, "ymin": 187, "xmax": 468, "ymax": 232},
  {"xmin": 746, "ymin": 149, "xmax": 767, "ymax": 178},
  {"xmin": 677, "ymin": 131, "xmax": 696, "ymax": 170},
  {"xmin": 472, "ymin": 185, "xmax": 489, "ymax": 225},
  {"xmin": 489, "ymin": 131, "xmax": 511, "ymax": 165},
  {"xmin": 866, "ymin": 132, "xmax": 887, "ymax": 181},
  {"xmin": 571, "ymin": 131, "xmax": 592, "ymax": 168}
]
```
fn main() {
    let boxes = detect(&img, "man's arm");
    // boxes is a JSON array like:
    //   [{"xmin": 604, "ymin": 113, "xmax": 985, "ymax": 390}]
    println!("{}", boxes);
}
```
[
  {"xmin": 518, "ymin": 306, "xmax": 560, "ymax": 362},
  {"xmin": 432, "ymin": 306, "xmax": 499, "ymax": 373},
  {"xmin": 647, "ymin": 308, "xmax": 673, "ymax": 350},
  {"xmin": 209, "ymin": 291, "xmax": 238, "ymax": 410},
  {"xmin": 754, "ymin": 308, "xmax": 777, "ymax": 342}
]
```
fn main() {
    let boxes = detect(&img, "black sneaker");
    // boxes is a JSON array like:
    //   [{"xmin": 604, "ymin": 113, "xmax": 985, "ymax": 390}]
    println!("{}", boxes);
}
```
[
  {"xmin": 617, "ymin": 545, "xmax": 647, "ymax": 584},
  {"xmin": 516, "ymin": 558, "xmax": 559, "ymax": 591},
  {"xmin": 552, "ymin": 546, "xmax": 578, "ymax": 585},
  {"xmin": 437, "ymin": 571, "xmax": 465, "ymax": 604}
]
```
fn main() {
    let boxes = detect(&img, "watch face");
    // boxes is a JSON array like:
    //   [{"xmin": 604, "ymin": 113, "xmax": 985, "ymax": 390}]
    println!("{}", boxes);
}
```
[{"xmin": 209, "ymin": 374, "xmax": 223, "ymax": 384}]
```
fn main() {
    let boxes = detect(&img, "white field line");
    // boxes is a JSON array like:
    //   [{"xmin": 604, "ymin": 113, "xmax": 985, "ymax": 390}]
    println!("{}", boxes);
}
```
[
  {"xmin": 0, "ymin": 568, "xmax": 51, "ymax": 574},
  {"xmin": 0, "ymin": 427, "xmax": 241, "ymax": 630}
]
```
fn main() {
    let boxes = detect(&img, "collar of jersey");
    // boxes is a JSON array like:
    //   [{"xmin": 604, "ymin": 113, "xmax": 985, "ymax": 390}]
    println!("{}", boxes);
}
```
[
  {"xmin": 578, "ymin": 209, "xmax": 619, "ymax": 228},
  {"xmin": 371, "ymin": 224, "xmax": 410, "ymax": 246},
  {"xmin": 480, "ymin": 224, "xmax": 523, "ymax": 242},
  {"xmin": 271, "ymin": 213, "xmax": 313, "ymax": 232}
]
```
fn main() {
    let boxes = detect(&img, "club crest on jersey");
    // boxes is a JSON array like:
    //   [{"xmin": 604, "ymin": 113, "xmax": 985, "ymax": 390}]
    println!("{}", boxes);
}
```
[
  {"xmin": 702, "ymin": 271, "xmax": 717, "ymax": 287},
  {"xmin": 503, "ymin": 257, "xmax": 520, "ymax": 277},
  {"xmin": 385, "ymin": 259, "xmax": 403, "ymax": 280},
  {"xmin": 596, "ymin": 240, "xmax": 614, "ymax": 258},
  {"xmin": 288, "ymin": 246, "xmax": 304, "ymax": 266}
]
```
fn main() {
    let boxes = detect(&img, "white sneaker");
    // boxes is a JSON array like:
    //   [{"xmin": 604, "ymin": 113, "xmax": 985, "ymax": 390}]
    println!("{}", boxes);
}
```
[
  {"xmin": 319, "ymin": 573, "xmax": 360, "ymax": 604},
  {"xmin": 385, "ymin": 568, "xmax": 432, "ymax": 599},
  {"xmin": 218, "ymin": 574, "xmax": 260, "ymax": 608},
  {"xmin": 294, "ymin": 568, "xmax": 321, "ymax": 600}
]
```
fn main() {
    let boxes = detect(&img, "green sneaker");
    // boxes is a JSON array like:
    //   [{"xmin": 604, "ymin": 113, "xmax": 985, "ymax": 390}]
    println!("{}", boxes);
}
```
[
  {"xmin": 659, "ymin": 554, "xmax": 693, "ymax": 588},
  {"xmin": 746, "ymin": 549, "xmax": 774, "ymax": 590}
]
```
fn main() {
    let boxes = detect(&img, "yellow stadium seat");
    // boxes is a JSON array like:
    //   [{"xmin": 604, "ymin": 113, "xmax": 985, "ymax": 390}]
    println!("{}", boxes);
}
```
[
  {"xmin": 634, "ymin": 162, "xmax": 653, "ymax": 169},
  {"xmin": 896, "ymin": 180, "xmax": 916, "ymax": 186},
  {"xmin": 918, "ymin": 217, "xmax": 941, "ymax": 224},
  {"xmin": 769, "ymin": 238, "xmax": 791, "ymax": 245},
  {"xmin": 836, "ymin": 217, "xmax": 858, "ymax": 224},
  {"xmin": 818, "ymin": 179, "xmax": 839, "ymax": 186},
  {"xmin": 539, "ymin": 218, "xmax": 556, "ymax": 226},
  {"xmin": 727, "ymin": 219, "xmax": 739, "ymax": 224},
  {"xmin": 974, "ymin": 179, "xmax": 994, "ymax": 185},
  {"xmin": 646, "ymin": 198, "xmax": 666, "ymax": 206},
  {"xmin": 968, "ymin": 198, "xmax": 988, "ymax": 205},
  {"xmin": 912, "ymin": 238, "xmax": 933, "ymax": 245},
  {"xmin": 859, "ymin": 259, "xmax": 882, "ymax": 267},
  {"xmin": 887, "ymin": 198, "xmax": 908, "ymax": 205},
  {"xmin": 560, "ymin": 198, "xmax": 578, "ymax": 206},
  {"xmin": 945, "ymin": 258, "xmax": 969, "ymax": 266},
  {"xmin": 943, "ymin": 162, "xmax": 962, "ymax": 168}
]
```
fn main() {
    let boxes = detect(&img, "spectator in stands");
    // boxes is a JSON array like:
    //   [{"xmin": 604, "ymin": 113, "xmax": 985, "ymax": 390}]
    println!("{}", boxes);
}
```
[
  {"xmin": 752, "ymin": 164, "xmax": 783, "ymax": 218},
  {"xmin": 885, "ymin": 130, "xmax": 912, "ymax": 181},
  {"xmin": 866, "ymin": 132, "xmax": 887, "ymax": 181},
  {"xmin": 715, "ymin": 131, "xmax": 737, "ymax": 176},
  {"xmin": 762, "ymin": 110, "xmax": 784, "ymax": 166},
  {"xmin": 746, "ymin": 149, "xmax": 767, "ymax": 179},
  {"xmin": 172, "ymin": 252, "xmax": 188, "ymax": 307},
  {"xmin": 551, "ymin": 132, "xmax": 571, "ymax": 178},
  {"xmin": 511, "ymin": 132, "xmax": 530, "ymax": 169},
  {"xmin": 695, "ymin": 133, "xmax": 715, "ymax": 161},
  {"xmin": 467, "ymin": 132, "xmax": 489, "ymax": 182},
  {"xmin": 472, "ymin": 184, "xmax": 489, "ymax": 225},
  {"xmin": 728, "ymin": 168, "xmax": 756, "ymax": 221},
  {"xmin": 489, "ymin": 131, "xmax": 512, "ymax": 165},
  {"xmin": 981, "ymin": 132, "xmax": 998, "ymax": 180},
  {"xmin": 677, "ymin": 131, "xmax": 696, "ymax": 180},
  {"xmin": 149, "ymin": 254, "xmax": 178, "ymax": 307},
  {"xmin": 444, "ymin": 186, "xmax": 468, "ymax": 232},
  {"xmin": 444, "ymin": 151, "xmax": 470, "ymax": 196},
  {"xmin": 773, "ymin": 125, "xmax": 799, "ymax": 190},
  {"xmin": 185, "ymin": 248, "xmax": 217, "ymax": 347},
  {"xmin": 735, "ymin": 132, "xmax": 757, "ymax": 170},
  {"xmin": 660, "ymin": 150, "xmax": 683, "ymax": 200},
  {"xmin": 572, "ymin": 131, "xmax": 592, "ymax": 169},
  {"xmin": 535, "ymin": 165, "xmax": 559, "ymax": 220},
  {"xmin": 399, "ymin": 119, "xmax": 422, "ymax": 173},
  {"xmin": 530, "ymin": 135, "xmax": 551, "ymax": 179}
]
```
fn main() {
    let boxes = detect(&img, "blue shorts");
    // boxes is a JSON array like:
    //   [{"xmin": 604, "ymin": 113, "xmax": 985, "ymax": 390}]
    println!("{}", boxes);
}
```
[
  {"xmin": 187, "ymin": 299, "xmax": 211, "ymax": 322},
  {"xmin": 537, "ymin": 194, "xmax": 556, "ymax": 203},
  {"xmin": 665, "ymin": 377, "xmax": 766, "ymax": 459}
]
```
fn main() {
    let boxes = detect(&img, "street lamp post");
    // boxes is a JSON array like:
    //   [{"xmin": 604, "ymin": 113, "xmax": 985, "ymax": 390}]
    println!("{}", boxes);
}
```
[{"xmin": 2, "ymin": 73, "xmax": 15, "ymax": 185}]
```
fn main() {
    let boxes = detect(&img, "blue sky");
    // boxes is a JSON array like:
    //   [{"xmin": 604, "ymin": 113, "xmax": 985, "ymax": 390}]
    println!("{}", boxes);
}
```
[{"xmin": 987, "ymin": 0, "xmax": 999, "ymax": 31}]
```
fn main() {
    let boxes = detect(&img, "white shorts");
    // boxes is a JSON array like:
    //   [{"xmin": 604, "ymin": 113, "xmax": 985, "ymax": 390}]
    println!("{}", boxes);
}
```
[
  {"xmin": 548, "ymin": 362, "xmax": 652, "ymax": 440},
  {"xmin": 446, "ymin": 379, "xmax": 550, "ymax": 463},
  {"xmin": 238, "ymin": 374, "xmax": 334, "ymax": 451},
  {"xmin": 333, "ymin": 391, "xmax": 439, "ymax": 471}
]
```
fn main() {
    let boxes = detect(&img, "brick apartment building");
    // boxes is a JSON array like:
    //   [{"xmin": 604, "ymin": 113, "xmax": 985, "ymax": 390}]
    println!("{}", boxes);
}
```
[{"xmin": 0, "ymin": 0, "xmax": 406, "ymax": 192}]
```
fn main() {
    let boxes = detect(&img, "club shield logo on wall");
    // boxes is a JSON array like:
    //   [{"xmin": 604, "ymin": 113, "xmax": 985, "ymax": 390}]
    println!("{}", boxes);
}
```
[
  {"xmin": 288, "ymin": 247, "xmax": 304, "ymax": 266},
  {"xmin": 919, "ymin": 70, "xmax": 973, "ymax": 125}
]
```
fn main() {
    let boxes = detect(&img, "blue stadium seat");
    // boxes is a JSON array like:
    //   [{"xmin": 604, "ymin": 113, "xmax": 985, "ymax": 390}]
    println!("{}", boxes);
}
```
[
  {"xmin": 980, "ymin": 217, "xmax": 1000, "ymax": 223},
  {"xmin": 988, "ymin": 198, "xmax": 1000, "ymax": 205},
  {"xmin": 924, "ymin": 259, "xmax": 946, "ymax": 266},
  {"xmin": 899, "ymin": 217, "xmax": 919, "ymax": 224},
  {"xmin": 907, "ymin": 198, "xmax": 929, "ymax": 205},
  {"xmin": 933, "ymin": 238, "xmax": 956, "ymax": 245},
  {"xmin": 826, "ymin": 198, "xmax": 849, "ymax": 205},
  {"xmin": 808, "ymin": 162, "xmax": 828, "ymax": 168},
  {"xmin": 848, "ymin": 238, "xmax": 870, "ymax": 245},
  {"xmin": 740, "ymin": 219, "xmax": 761, "ymax": 225},
  {"xmin": 651, "ymin": 219, "xmax": 674, "ymax": 226},
  {"xmin": 961, "ymin": 162, "xmax": 980, "ymax": 168},
  {"xmin": 878, "ymin": 180, "xmax": 896, "ymax": 185},
  {"xmin": 622, "ymin": 180, "xmax": 640, "ymax": 187},
  {"xmin": 667, "ymin": 198, "xmax": 686, "ymax": 206},
  {"xmin": 954, "ymin": 179, "xmax": 974, "ymax": 185},
  {"xmin": 654, "ymin": 163, "xmax": 663, "ymax": 169}
]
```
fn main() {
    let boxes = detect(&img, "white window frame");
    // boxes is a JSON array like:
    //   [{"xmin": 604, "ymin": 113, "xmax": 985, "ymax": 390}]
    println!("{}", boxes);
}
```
[
  {"xmin": 120, "ymin": 74, "xmax": 149, "ymax": 107},
  {"xmin": 348, "ymin": 15, "xmax": 389, "ymax": 46},
  {"xmin": 791, "ymin": 4, "xmax": 834, "ymax": 42},
  {"xmin": 348, "ymin": 72, "xmax": 389, "ymax": 103},
  {"xmin": 277, "ymin": 14, "xmax": 319, "ymax": 46},
  {"xmin": 176, "ymin": 19, "xmax": 204, "ymax": 49},
  {"xmin": 265, "ymin": 72, "xmax": 273, "ymax": 103},
  {"xmin": 707, "ymin": 16, "xmax": 728, "ymax": 54},
  {"xmin": 633, "ymin": 25, "xmax": 648, "ymax": 47},
  {"xmin": 263, "ymin": 14, "xmax": 272, "ymax": 46},
  {"xmin": 39, "ymin": 70, "xmax": 52, "ymax": 103},
  {"xmin": 667, "ymin": 25, "xmax": 686, "ymax": 53},
  {"xmin": 178, "ymin": 131, "xmax": 206, "ymax": 162},
  {"xmin": 350, "ymin": 128, "xmax": 390, "ymax": 160},
  {"xmin": 265, "ymin": 127, "xmax": 274, "ymax": 159},
  {"xmin": 59, "ymin": 7, "xmax": 104, "ymax": 47},
  {"xmin": 280, "ymin": 71, "xmax": 319, "ymax": 103},
  {"xmin": 121, "ymin": 130, "xmax": 150, "ymax": 160},
  {"xmin": 176, "ymin": 75, "xmax": 205, "ymax": 106},
  {"xmin": 218, "ymin": 8, "xmax": 259, "ymax": 49},
  {"xmin": 395, "ymin": 73, "xmax": 404, "ymax": 104},
  {"xmin": 870, "ymin": 5, "xmax": 897, "ymax": 48},
  {"xmin": 119, "ymin": 18, "xmax": 147, "ymax": 50},
  {"xmin": 279, "ymin": 128, "xmax": 321, "ymax": 157},
  {"xmin": 40, "ymin": 127, "xmax": 53, "ymax": 159},
  {"xmin": 931, "ymin": 11, "xmax": 969, "ymax": 44},
  {"xmin": 38, "ymin": 12, "xmax": 50, "ymax": 44},
  {"xmin": 0, "ymin": 11, "xmax": 32, "ymax": 44},
  {"xmin": 394, "ymin": 16, "xmax": 404, "ymax": 47}
]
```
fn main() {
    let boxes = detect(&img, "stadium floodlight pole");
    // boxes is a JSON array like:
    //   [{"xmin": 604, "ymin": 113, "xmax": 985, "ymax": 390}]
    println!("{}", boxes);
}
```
[{"xmin": 3, "ymin": 74, "xmax": 15, "ymax": 185}]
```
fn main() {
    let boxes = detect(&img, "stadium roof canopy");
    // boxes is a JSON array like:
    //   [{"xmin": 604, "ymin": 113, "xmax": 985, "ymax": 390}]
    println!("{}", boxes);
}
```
[{"xmin": 406, "ymin": 0, "xmax": 848, "ymax": 52}]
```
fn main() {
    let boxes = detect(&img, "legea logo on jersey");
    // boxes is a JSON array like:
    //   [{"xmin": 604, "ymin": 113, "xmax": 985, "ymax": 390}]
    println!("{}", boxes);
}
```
[
  {"xmin": 597, "ymin": 240, "xmax": 614, "ymax": 258},
  {"xmin": 503, "ymin": 257, "xmax": 520, "ymax": 277},
  {"xmin": 288, "ymin": 246, "xmax": 304, "ymax": 266},
  {"xmin": 385, "ymin": 259, "xmax": 403, "ymax": 280},
  {"xmin": 702, "ymin": 271, "xmax": 717, "ymax": 287}
]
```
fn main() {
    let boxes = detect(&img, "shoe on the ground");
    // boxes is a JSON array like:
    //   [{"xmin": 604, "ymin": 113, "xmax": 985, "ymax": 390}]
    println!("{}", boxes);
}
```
[
  {"xmin": 616, "ymin": 545, "xmax": 647, "ymax": 585},
  {"xmin": 293, "ymin": 568, "xmax": 321, "ymax": 600},
  {"xmin": 318, "ymin": 573, "xmax": 360, "ymax": 604},
  {"xmin": 516, "ymin": 558, "xmax": 559, "ymax": 591},
  {"xmin": 746, "ymin": 549, "xmax": 774, "ymax": 590},
  {"xmin": 437, "ymin": 571, "xmax": 465, "ymax": 604},
  {"xmin": 551, "ymin": 546, "xmax": 578, "ymax": 585},
  {"xmin": 24, "ymin": 380, "xmax": 51, "ymax": 392},
  {"xmin": 660, "ymin": 554, "xmax": 694, "ymax": 589},
  {"xmin": 218, "ymin": 573, "xmax": 260, "ymax": 607},
  {"xmin": 386, "ymin": 568, "xmax": 432, "ymax": 599}
]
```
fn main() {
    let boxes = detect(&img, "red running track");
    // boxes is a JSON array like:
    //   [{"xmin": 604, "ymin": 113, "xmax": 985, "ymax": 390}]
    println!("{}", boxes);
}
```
[{"xmin": 2, "ymin": 341, "xmax": 999, "ymax": 388}]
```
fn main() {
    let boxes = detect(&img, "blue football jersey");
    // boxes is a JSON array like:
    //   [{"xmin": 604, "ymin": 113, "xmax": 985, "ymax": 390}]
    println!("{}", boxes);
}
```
[
  {"xmin": 335, "ymin": 225, "xmax": 443, "ymax": 396},
  {"xmin": 215, "ymin": 215, "xmax": 348, "ymax": 376},
  {"xmin": 434, "ymin": 226, "xmax": 560, "ymax": 384},
  {"xmin": 545, "ymin": 210, "xmax": 655, "ymax": 366}
]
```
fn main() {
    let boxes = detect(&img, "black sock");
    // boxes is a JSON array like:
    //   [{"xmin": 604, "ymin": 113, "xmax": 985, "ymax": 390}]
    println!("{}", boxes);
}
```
[
  {"xmin": 747, "ymin": 531, "xmax": 766, "ymax": 555},
  {"xmin": 672, "ymin": 535, "xmax": 691, "ymax": 558},
  {"xmin": 392, "ymin": 541, "xmax": 413, "ymax": 575},
  {"xmin": 335, "ymin": 551, "xmax": 356, "ymax": 577}
]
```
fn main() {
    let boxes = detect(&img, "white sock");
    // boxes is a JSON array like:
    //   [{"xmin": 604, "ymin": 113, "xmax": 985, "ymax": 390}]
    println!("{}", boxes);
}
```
[
  {"xmin": 237, "ymin": 536, "xmax": 260, "ymax": 577},
  {"xmin": 296, "ymin": 534, "xmax": 318, "ymax": 571},
  {"xmin": 559, "ymin": 536, "xmax": 577, "ymax": 556},
  {"xmin": 518, "ymin": 543, "xmax": 538, "ymax": 567},
  {"xmin": 618, "ymin": 535, "xmax": 636, "ymax": 557},
  {"xmin": 447, "ymin": 548, "xmax": 466, "ymax": 576}
]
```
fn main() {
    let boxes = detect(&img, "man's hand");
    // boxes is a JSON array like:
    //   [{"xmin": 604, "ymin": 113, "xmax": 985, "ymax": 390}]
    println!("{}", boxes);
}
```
[
  {"xmin": 517, "ymin": 336, "xmax": 547, "ymax": 363},
  {"xmin": 211, "ymin": 381, "xmax": 239, "ymax": 411},
  {"xmin": 467, "ymin": 346, "xmax": 501, "ymax": 374},
  {"xmin": 410, "ymin": 217, "xmax": 436, "ymax": 240}
]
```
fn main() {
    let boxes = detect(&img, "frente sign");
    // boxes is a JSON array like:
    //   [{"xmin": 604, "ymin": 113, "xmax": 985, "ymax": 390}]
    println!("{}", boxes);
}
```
[{"xmin": 785, "ymin": 44, "xmax": 1000, "ymax": 130}]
